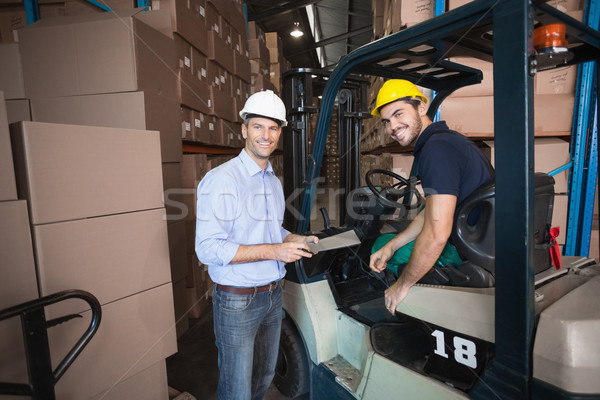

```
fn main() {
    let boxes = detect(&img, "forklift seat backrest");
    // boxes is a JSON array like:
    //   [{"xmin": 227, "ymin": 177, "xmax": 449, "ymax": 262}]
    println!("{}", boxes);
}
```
[{"xmin": 451, "ymin": 172, "xmax": 556, "ymax": 275}]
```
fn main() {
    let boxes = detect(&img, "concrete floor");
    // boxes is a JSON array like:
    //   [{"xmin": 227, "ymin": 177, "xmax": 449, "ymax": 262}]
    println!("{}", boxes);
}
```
[{"xmin": 165, "ymin": 305, "xmax": 289, "ymax": 400}]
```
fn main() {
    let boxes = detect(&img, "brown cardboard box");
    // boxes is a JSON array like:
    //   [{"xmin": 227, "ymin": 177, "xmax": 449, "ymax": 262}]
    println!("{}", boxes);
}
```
[
  {"xmin": 0, "ymin": 200, "xmax": 38, "ymax": 308},
  {"xmin": 193, "ymin": 46, "xmax": 209, "ymax": 83},
  {"xmin": 88, "ymin": 360, "xmax": 169, "ymax": 400},
  {"xmin": 401, "ymin": 0, "xmax": 434, "ymax": 26},
  {"xmin": 206, "ymin": 114, "xmax": 226, "ymax": 145},
  {"xmin": 30, "ymin": 91, "xmax": 182, "ymax": 163},
  {"xmin": 10, "ymin": 121, "xmax": 164, "ymax": 224},
  {"xmin": 208, "ymin": 0, "xmax": 230, "ymax": 22},
  {"xmin": 178, "ymin": 69, "xmax": 212, "ymax": 115},
  {"xmin": 248, "ymin": 38, "xmax": 271, "ymax": 65},
  {"xmin": 448, "ymin": 57, "xmax": 494, "ymax": 97},
  {"xmin": 0, "ymin": 92, "xmax": 17, "ymax": 201},
  {"xmin": 168, "ymin": 220, "xmax": 188, "ymax": 282},
  {"xmin": 174, "ymin": 33, "xmax": 193, "ymax": 72},
  {"xmin": 172, "ymin": 277, "xmax": 191, "ymax": 338},
  {"xmin": 181, "ymin": 153, "xmax": 208, "ymax": 188},
  {"xmin": 229, "ymin": 5, "xmax": 246, "ymax": 37},
  {"xmin": 19, "ymin": 9, "xmax": 177, "ymax": 99},
  {"xmin": 5, "ymin": 98, "xmax": 31, "ymax": 123},
  {"xmin": 162, "ymin": 161, "xmax": 185, "ymax": 224},
  {"xmin": 209, "ymin": 85, "xmax": 238, "ymax": 122},
  {"xmin": 247, "ymin": 20, "xmax": 265, "ymax": 42},
  {"xmin": 441, "ymin": 94, "xmax": 575, "ymax": 136},
  {"xmin": 234, "ymin": 50, "xmax": 252, "ymax": 83},
  {"xmin": 159, "ymin": 0, "xmax": 209, "ymax": 56},
  {"xmin": 33, "ymin": 208, "xmax": 171, "ymax": 312},
  {"xmin": 180, "ymin": 105, "xmax": 195, "ymax": 140},
  {"xmin": 207, "ymin": 29, "xmax": 235, "ymax": 74},
  {"xmin": 46, "ymin": 283, "xmax": 177, "ymax": 400},
  {"xmin": 0, "ymin": 201, "xmax": 37, "ymax": 389},
  {"xmin": 64, "ymin": 0, "xmax": 136, "ymax": 15},
  {"xmin": 535, "ymin": 65, "xmax": 577, "ymax": 95},
  {"xmin": 483, "ymin": 137, "xmax": 571, "ymax": 193},
  {"xmin": 0, "ymin": 43, "xmax": 25, "ymax": 99}
]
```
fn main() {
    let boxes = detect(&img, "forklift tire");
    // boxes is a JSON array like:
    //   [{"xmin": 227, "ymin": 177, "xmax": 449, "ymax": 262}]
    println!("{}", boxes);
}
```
[{"xmin": 274, "ymin": 317, "xmax": 310, "ymax": 398}]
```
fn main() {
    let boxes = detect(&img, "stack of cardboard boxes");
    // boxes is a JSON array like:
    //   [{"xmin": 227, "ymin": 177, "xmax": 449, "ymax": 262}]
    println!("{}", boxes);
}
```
[
  {"xmin": 247, "ymin": 21, "xmax": 277, "ymax": 94},
  {"xmin": 1, "ymin": 39, "xmax": 177, "ymax": 400},
  {"xmin": 265, "ymin": 31, "xmax": 291, "ymax": 93}
]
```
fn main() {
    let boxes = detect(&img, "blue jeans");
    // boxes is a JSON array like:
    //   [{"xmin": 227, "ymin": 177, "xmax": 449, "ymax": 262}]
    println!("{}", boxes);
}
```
[{"xmin": 212, "ymin": 285, "xmax": 283, "ymax": 400}]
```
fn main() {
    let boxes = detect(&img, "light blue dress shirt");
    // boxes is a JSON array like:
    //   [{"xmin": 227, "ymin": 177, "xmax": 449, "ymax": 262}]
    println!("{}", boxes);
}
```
[{"xmin": 195, "ymin": 149, "xmax": 290, "ymax": 287}]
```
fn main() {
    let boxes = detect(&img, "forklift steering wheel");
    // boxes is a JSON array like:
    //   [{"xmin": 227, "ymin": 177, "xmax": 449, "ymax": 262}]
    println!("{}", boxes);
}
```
[{"xmin": 365, "ymin": 169, "xmax": 423, "ymax": 211}]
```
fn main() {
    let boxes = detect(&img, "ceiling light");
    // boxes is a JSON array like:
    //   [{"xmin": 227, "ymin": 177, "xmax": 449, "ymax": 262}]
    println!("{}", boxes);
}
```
[{"xmin": 290, "ymin": 22, "xmax": 303, "ymax": 38}]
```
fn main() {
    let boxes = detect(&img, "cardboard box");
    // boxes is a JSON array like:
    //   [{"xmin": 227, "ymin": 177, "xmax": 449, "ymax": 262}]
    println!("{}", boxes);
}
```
[
  {"xmin": 5, "ymin": 98, "xmax": 31, "ymax": 123},
  {"xmin": 168, "ymin": 220, "xmax": 188, "ymax": 282},
  {"xmin": 248, "ymin": 38, "xmax": 271, "ymax": 65},
  {"xmin": 88, "ymin": 360, "xmax": 169, "ymax": 400},
  {"xmin": 207, "ymin": 29, "xmax": 235, "ymax": 74},
  {"xmin": 10, "ymin": 121, "xmax": 164, "ymax": 224},
  {"xmin": 18, "ymin": 9, "xmax": 178, "ymax": 99},
  {"xmin": 0, "ymin": 201, "xmax": 38, "ymax": 387},
  {"xmin": 64, "ymin": 0, "xmax": 136, "ymax": 15},
  {"xmin": 0, "ymin": 92, "xmax": 17, "ymax": 201},
  {"xmin": 209, "ymin": 85, "xmax": 238, "ymax": 122},
  {"xmin": 178, "ymin": 69, "xmax": 212, "ymax": 115},
  {"xmin": 0, "ymin": 43, "xmax": 26, "ymax": 99},
  {"xmin": 30, "ymin": 91, "xmax": 182, "ymax": 162},
  {"xmin": 33, "ymin": 208, "xmax": 171, "ymax": 313},
  {"xmin": 0, "ymin": 200, "xmax": 38, "ymax": 308},
  {"xmin": 162, "ymin": 161, "xmax": 186, "ymax": 224},
  {"xmin": 174, "ymin": 33, "xmax": 193, "ymax": 73},
  {"xmin": 401, "ymin": 0, "xmax": 434, "ymax": 26},
  {"xmin": 192, "ymin": 46, "xmax": 209, "ymax": 83},
  {"xmin": 207, "ymin": 0, "xmax": 230, "ymax": 22},
  {"xmin": 172, "ymin": 278, "xmax": 190, "ymax": 338},
  {"xmin": 159, "ymin": 0, "xmax": 209, "ymax": 56},
  {"xmin": 483, "ymin": 137, "xmax": 570, "ymax": 193},
  {"xmin": 234, "ymin": 50, "xmax": 252, "ymax": 83},
  {"xmin": 180, "ymin": 105, "xmax": 194, "ymax": 140},
  {"xmin": 46, "ymin": 283, "xmax": 177, "ymax": 400},
  {"xmin": 448, "ymin": 57, "xmax": 494, "ymax": 97},
  {"xmin": 535, "ymin": 65, "xmax": 577, "ymax": 95},
  {"xmin": 441, "ymin": 94, "xmax": 575, "ymax": 136}
]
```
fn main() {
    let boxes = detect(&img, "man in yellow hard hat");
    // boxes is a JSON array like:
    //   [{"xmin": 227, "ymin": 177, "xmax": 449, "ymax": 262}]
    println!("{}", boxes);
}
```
[
  {"xmin": 369, "ymin": 79, "xmax": 494, "ymax": 314},
  {"xmin": 195, "ymin": 90, "xmax": 318, "ymax": 400}
]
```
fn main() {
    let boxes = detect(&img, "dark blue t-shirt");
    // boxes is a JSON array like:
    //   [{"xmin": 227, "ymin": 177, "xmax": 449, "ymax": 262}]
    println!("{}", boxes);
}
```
[{"xmin": 413, "ymin": 121, "xmax": 492, "ymax": 205}]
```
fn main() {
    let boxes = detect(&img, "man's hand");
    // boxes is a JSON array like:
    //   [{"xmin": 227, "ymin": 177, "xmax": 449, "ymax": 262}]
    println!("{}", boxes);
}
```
[
  {"xmin": 273, "ymin": 242, "xmax": 315, "ymax": 263},
  {"xmin": 369, "ymin": 245, "xmax": 393, "ymax": 273},
  {"xmin": 384, "ymin": 279, "xmax": 410, "ymax": 314}
]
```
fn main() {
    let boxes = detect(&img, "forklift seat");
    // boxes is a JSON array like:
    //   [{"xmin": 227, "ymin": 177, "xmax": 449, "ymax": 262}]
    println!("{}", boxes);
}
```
[{"xmin": 451, "ymin": 172, "xmax": 556, "ymax": 276}]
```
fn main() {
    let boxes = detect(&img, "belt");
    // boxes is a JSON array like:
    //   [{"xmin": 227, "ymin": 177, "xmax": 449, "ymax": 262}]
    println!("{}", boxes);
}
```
[{"xmin": 216, "ymin": 281, "xmax": 280, "ymax": 295}]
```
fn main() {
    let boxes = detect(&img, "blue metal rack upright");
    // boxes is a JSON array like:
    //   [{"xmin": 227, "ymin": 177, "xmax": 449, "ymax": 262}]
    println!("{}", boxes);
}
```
[{"xmin": 565, "ymin": 0, "xmax": 599, "ymax": 257}]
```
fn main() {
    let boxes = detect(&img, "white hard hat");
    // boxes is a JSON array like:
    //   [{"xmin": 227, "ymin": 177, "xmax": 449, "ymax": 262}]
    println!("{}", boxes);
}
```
[{"xmin": 239, "ymin": 90, "xmax": 287, "ymax": 127}]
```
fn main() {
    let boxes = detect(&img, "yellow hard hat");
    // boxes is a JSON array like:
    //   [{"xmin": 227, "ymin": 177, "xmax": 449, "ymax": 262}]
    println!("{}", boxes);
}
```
[{"xmin": 371, "ymin": 79, "xmax": 427, "ymax": 117}]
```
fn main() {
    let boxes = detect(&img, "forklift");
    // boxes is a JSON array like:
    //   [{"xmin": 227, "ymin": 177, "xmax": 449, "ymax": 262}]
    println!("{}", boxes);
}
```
[{"xmin": 275, "ymin": 0, "xmax": 600, "ymax": 399}]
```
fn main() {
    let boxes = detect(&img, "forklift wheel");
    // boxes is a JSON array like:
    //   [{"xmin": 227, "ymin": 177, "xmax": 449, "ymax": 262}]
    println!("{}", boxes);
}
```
[{"xmin": 274, "ymin": 318, "xmax": 310, "ymax": 398}]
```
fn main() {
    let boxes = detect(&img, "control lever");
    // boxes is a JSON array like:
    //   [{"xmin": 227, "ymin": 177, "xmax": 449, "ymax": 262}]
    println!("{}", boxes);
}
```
[{"xmin": 319, "ymin": 207, "xmax": 331, "ymax": 230}]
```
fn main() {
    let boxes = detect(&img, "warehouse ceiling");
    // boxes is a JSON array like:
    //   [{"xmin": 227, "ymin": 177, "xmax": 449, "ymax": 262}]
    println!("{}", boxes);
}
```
[{"xmin": 244, "ymin": 0, "xmax": 373, "ymax": 70}]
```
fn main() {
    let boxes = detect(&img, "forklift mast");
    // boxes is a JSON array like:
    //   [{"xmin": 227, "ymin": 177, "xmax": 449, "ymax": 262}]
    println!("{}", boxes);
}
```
[{"xmin": 281, "ymin": 69, "xmax": 370, "ymax": 231}]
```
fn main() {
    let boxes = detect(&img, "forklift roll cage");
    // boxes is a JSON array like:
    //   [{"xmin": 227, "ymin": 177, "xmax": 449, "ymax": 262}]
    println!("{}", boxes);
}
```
[{"xmin": 290, "ymin": 0, "xmax": 599, "ymax": 397}]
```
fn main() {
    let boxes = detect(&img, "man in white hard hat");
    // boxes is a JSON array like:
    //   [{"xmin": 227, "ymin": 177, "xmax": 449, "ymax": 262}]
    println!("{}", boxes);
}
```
[{"xmin": 195, "ymin": 90, "xmax": 318, "ymax": 400}]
